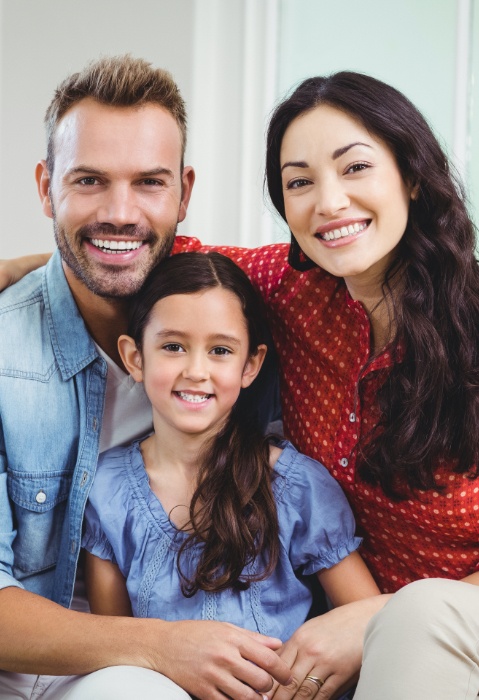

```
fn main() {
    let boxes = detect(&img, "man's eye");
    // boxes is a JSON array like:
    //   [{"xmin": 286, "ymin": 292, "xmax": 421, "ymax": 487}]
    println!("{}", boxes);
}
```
[{"xmin": 78, "ymin": 177, "xmax": 98, "ymax": 186}]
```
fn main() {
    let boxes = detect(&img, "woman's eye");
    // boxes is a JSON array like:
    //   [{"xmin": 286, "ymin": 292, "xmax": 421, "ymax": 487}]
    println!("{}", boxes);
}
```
[
  {"xmin": 345, "ymin": 162, "xmax": 369, "ymax": 175},
  {"xmin": 163, "ymin": 343, "xmax": 184, "ymax": 353},
  {"xmin": 211, "ymin": 347, "xmax": 231, "ymax": 356},
  {"xmin": 286, "ymin": 178, "xmax": 311, "ymax": 190}
]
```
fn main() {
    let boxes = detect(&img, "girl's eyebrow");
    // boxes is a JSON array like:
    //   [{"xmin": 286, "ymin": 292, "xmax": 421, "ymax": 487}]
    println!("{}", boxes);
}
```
[{"xmin": 154, "ymin": 329, "xmax": 241, "ymax": 346}]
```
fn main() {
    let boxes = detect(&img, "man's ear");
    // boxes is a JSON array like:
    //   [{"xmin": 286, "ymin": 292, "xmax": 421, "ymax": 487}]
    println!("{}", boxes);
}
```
[
  {"xmin": 241, "ymin": 345, "xmax": 267, "ymax": 389},
  {"xmin": 118, "ymin": 335, "xmax": 143, "ymax": 382},
  {"xmin": 35, "ymin": 160, "xmax": 53, "ymax": 219},
  {"xmin": 178, "ymin": 166, "xmax": 195, "ymax": 223}
]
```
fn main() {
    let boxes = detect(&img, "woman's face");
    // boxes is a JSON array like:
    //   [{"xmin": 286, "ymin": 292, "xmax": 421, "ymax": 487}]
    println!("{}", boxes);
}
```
[{"xmin": 280, "ymin": 104, "xmax": 413, "ymax": 291}]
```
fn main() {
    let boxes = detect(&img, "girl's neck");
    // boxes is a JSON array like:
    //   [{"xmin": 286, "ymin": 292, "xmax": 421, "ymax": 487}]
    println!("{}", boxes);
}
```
[{"xmin": 140, "ymin": 428, "xmax": 205, "ymax": 529}]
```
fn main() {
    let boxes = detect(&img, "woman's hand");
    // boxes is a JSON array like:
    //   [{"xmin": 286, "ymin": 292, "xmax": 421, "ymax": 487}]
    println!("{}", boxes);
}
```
[
  {"xmin": 0, "ymin": 253, "xmax": 51, "ymax": 291},
  {"xmin": 268, "ymin": 595, "xmax": 390, "ymax": 699}
]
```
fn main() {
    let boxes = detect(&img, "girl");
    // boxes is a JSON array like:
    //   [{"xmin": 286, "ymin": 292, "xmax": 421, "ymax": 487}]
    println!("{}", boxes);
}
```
[{"xmin": 81, "ymin": 251, "xmax": 380, "ymax": 700}]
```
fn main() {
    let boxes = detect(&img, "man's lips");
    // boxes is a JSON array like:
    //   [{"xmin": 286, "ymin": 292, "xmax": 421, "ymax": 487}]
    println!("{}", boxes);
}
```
[{"xmin": 316, "ymin": 220, "xmax": 370, "ymax": 241}]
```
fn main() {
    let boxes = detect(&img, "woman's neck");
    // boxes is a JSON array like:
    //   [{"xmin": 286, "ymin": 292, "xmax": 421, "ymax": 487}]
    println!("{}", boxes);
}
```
[{"xmin": 344, "ymin": 272, "xmax": 397, "ymax": 354}]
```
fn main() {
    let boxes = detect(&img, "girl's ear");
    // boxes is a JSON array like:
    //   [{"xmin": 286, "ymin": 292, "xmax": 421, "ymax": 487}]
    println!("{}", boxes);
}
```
[
  {"xmin": 241, "ymin": 344, "xmax": 267, "ymax": 389},
  {"xmin": 118, "ymin": 335, "xmax": 143, "ymax": 382}
]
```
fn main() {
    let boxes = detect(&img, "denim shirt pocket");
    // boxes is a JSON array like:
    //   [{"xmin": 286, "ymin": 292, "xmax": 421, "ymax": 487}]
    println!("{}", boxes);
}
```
[{"xmin": 8, "ymin": 470, "xmax": 72, "ymax": 577}]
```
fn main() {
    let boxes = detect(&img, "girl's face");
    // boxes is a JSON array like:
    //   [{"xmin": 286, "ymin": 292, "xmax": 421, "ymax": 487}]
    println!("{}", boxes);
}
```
[
  {"xmin": 280, "ymin": 104, "xmax": 414, "ymax": 291},
  {"xmin": 120, "ymin": 288, "xmax": 265, "ymax": 442}
]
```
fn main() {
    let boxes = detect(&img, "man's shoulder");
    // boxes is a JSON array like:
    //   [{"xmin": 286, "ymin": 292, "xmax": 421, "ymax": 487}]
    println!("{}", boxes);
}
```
[{"xmin": 0, "ymin": 266, "xmax": 45, "ymax": 316}]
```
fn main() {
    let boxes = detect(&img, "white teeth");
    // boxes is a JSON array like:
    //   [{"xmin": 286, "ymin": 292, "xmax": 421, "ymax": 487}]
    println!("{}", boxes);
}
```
[
  {"xmin": 321, "ymin": 221, "xmax": 368, "ymax": 241},
  {"xmin": 90, "ymin": 238, "xmax": 144, "ymax": 253},
  {"xmin": 177, "ymin": 392, "xmax": 210, "ymax": 403}
]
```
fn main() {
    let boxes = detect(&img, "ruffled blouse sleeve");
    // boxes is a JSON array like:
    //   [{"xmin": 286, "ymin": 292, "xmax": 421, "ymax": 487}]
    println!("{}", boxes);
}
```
[{"xmin": 274, "ymin": 441, "xmax": 361, "ymax": 576}]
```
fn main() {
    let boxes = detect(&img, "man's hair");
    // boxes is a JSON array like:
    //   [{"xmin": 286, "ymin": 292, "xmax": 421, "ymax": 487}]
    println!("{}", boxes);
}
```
[{"xmin": 45, "ymin": 54, "xmax": 187, "ymax": 174}]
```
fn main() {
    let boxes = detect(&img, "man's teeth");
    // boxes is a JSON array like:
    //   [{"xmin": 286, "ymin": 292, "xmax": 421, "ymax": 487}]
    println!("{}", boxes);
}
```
[
  {"xmin": 90, "ymin": 239, "xmax": 144, "ymax": 253},
  {"xmin": 177, "ymin": 392, "xmax": 211, "ymax": 403},
  {"xmin": 321, "ymin": 221, "xmax": 368, "ymax": 241}
]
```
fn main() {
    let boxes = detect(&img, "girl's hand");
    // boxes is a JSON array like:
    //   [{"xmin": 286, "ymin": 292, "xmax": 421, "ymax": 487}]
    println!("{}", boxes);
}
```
[{"xmin": 268, "ymin": 595, "xmax": 390, "ymax": 699}]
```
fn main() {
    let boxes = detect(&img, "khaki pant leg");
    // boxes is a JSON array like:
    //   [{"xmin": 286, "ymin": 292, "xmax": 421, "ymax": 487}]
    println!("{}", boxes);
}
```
[{"xmin": 354, "ymin": 578, "xmax": 479, "ymax": 700}]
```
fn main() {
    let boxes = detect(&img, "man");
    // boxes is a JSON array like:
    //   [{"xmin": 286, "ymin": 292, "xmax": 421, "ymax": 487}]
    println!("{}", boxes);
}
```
[{"xmin": 0, "ymin": 55, "xmax": 291, "ymax": 700}]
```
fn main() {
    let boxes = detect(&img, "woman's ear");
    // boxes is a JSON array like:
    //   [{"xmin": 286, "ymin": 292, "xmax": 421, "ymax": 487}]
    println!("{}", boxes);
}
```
[
  {"xmin": 241, "ymin": 344, "xmax": 267, "ymax": 389},
  {"xmin": 118, "ymin": 335, "xmax": 143, "ymax": 382},
  {"xmin": 410, "ymin": 182, "xmax": 420, "ymax": 201}
]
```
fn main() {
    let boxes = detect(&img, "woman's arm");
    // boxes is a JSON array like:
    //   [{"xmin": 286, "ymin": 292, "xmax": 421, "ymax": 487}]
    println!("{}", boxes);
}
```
[
  {"xmin": 84, "ymin": 550, "xmax": 133, "ymax": 616},
  {"xmin": 0, "ymin": 253, "xmax": 52, "ymax": 290},
  {"xmin": 269, "ymin": 552, "xmax": 385, "ymax": 700}
]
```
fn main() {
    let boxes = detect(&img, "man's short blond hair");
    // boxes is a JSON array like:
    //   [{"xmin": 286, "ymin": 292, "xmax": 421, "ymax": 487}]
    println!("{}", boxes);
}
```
[{"xmin": 45, "ymin": 55, "xmax": 187, "ymax": 173}]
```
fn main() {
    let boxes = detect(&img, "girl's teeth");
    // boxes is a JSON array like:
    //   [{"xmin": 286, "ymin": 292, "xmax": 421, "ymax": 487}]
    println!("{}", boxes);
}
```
[{"xmin": 177, "ymin": 392, "xmax": 210, "ymax": 403}]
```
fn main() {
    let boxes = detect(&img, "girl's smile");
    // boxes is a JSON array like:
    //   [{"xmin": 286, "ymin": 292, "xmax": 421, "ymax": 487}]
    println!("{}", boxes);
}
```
[{"xmin": 120, "ymin": 287, "xmax": 265, "ymax": 444}]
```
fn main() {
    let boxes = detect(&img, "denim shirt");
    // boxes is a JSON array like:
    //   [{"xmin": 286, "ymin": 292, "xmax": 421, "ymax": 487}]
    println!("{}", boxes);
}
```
[{"xmin": 0, "ymin": 250, "xmax": 106, "ymax": 607}]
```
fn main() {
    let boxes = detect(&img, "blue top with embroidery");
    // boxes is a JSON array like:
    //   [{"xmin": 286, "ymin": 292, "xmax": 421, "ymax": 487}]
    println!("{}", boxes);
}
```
[{"xmin": 82, "ymin": 439, "xmax": 361, "ymax": 641}]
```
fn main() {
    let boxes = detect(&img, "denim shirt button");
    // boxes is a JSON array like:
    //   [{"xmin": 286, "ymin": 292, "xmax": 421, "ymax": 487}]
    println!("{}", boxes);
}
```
[{"xmin": 35, "ymin": 490, "xmax": 47, "ymax": 504}]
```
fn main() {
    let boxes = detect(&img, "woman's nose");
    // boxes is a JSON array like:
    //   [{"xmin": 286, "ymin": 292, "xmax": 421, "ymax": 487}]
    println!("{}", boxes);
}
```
[{"xmin": 315, "ymin": 178, "xmax": 350, "ymax": 217}]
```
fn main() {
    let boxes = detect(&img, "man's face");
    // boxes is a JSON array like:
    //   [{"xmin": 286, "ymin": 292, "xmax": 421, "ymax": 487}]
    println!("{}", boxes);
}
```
[{"xmin": 37, "ymin": 98, "xmax": 194, "ymax": 299}]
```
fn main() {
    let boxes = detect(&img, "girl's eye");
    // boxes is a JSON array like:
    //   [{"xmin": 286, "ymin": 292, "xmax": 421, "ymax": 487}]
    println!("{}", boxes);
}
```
[
  {"xmin": 211, "ymin": 347, "xmax": 232, "ymax": 356},
  {"xmin": 285, "ymin": 178, "xmax": 311, "ymax": 190},
  {"xmin": 163, "ymin": 343, "xmax": 185, "ymax": 353},
  {"xmin": 345, "ymin": 162, "xmax": 370, "ymax": 175}
]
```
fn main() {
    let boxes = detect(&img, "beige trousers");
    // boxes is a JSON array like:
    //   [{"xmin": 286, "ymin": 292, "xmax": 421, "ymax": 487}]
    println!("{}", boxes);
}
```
[
  {"xmin": 354, "ymin": 578, "xmax": 479, "ymax": 699},
  {"xmin": 0, "ymin": 666, "xmax": 191, "ymax": 700}
]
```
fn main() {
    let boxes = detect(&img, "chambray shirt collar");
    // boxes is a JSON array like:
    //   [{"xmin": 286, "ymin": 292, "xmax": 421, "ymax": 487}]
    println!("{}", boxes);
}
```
[{"xmin": 42, "ymin": 249, "xmax": 99, "ymax": 380}]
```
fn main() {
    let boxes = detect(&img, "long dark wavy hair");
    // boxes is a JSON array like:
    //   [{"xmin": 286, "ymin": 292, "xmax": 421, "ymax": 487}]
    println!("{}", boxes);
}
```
[
  {"xmin": 127, "ymin": 251, "xmax": 279, "ymax": 594},
  {"xmin": 266, "ymin": 71, "xmax": 479, "ymax": 498}
]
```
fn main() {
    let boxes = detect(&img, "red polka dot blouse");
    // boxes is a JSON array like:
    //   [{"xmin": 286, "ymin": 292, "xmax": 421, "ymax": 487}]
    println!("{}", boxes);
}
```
[{"xmin": 174, "ymin": 237, "xmax": 479, "ymax": 593}]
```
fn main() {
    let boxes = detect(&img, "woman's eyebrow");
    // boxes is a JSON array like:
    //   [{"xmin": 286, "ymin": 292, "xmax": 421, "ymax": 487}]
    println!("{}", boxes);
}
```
[{"xmin": 332, "ymin": 142, "xmax": 372, "ymax": 159}]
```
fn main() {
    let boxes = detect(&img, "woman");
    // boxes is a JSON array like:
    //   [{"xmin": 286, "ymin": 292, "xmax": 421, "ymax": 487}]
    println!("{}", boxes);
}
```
[{"xmin": 239, "ymin": 71, "xmax": 479, "ymax": 699}]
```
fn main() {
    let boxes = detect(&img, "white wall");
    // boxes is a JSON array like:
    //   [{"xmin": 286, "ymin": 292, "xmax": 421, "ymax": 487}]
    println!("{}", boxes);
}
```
[{"xmin": 0, "ymin": 0, "xmax": 477, "ymax": 259}]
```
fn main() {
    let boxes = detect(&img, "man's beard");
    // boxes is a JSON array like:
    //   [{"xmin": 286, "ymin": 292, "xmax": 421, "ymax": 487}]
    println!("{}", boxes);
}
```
[{"xmin": 53, "ymin": 219, "xmax": 177, "ymax": 299}]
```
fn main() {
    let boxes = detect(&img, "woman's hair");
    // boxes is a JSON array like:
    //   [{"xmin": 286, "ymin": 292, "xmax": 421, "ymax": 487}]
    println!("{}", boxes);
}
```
[
  {"xmin": 266, "ymin": 71, "xmax": 479, "ymax": 498},
  {"xmin": 128, "ymin": 251, "xmax": 279, "ymax": 594}
]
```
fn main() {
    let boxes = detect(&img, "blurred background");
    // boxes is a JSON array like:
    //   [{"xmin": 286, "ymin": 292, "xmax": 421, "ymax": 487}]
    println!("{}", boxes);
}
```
[{"xmin": 0, "ymin": 0, "xmax": 477, "ymax": 257}]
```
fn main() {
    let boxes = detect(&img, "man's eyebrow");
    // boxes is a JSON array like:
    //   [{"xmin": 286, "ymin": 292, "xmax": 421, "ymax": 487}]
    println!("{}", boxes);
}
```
[
  {"xmin": 138, "ymin": 167, "xmax": 174, "ymax": 179},
  {"xmin": 332, "ymin": 142, "xmax": 372, "ymax": 160},
  {"xmin": 65, "ymin": 166, "xmax": 175, "ymax": 178}
]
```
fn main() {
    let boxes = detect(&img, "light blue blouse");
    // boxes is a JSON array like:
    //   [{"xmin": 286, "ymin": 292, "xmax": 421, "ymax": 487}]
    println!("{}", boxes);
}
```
[{"xmin": 82, "ymin": 439, "xmax": 361, "ymax": 641}]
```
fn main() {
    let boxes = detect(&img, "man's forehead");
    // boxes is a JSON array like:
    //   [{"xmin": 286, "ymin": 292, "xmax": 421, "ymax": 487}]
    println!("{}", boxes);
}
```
[{"xmin": 53, "ymin": 98, "xmax": 183, "ymax": 171}]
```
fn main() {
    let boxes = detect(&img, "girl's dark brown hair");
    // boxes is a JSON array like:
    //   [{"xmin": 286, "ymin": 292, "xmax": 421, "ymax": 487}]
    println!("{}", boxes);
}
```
[
  {"xmin": 266, "ymin": 71, "xmax": 479, "ymax": 498},
  {"xmin": 128, "ymin": 251, "xmax": 279, "ymax": 594}
]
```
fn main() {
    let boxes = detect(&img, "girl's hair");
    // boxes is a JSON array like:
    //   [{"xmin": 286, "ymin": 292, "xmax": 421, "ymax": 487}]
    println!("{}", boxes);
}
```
[
  {"xmin": 266, "ymin": 71, "xmax": 479, "ymax": 498},
  {"xmin": 128, "ymin": 251, "xmax": 279, "ymax": 594}
]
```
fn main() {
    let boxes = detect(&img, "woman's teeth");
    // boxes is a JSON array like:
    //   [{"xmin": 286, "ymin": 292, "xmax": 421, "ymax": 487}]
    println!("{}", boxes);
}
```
[
  {"xmin": 321, "ymin": 221, "xmax": 368, "ymax": 241},
  {"xmin": 90, "ymin": 239, "xmax": 144, "ymax": 253},
  {"xmin": 176, "ymin": 392, "xmax": 211, "ymax": 403}
]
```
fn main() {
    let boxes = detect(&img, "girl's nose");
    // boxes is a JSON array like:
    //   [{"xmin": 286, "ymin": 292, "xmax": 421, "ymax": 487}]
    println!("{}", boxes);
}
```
[{"xmin": 182, "ymin": 354, "xmax": 209, "ymax": 382}]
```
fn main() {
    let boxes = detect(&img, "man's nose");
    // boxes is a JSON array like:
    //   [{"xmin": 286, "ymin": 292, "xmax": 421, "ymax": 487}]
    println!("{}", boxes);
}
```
[{"xmin": 96, "ymin": 184, "xmax": 141, "ymax": 227}]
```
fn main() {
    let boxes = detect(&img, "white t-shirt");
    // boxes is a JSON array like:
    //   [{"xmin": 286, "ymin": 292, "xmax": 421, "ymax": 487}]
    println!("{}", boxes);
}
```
[{"xmin": 71, "ymin": 346, "xmax": 153, "ymax": 612}]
